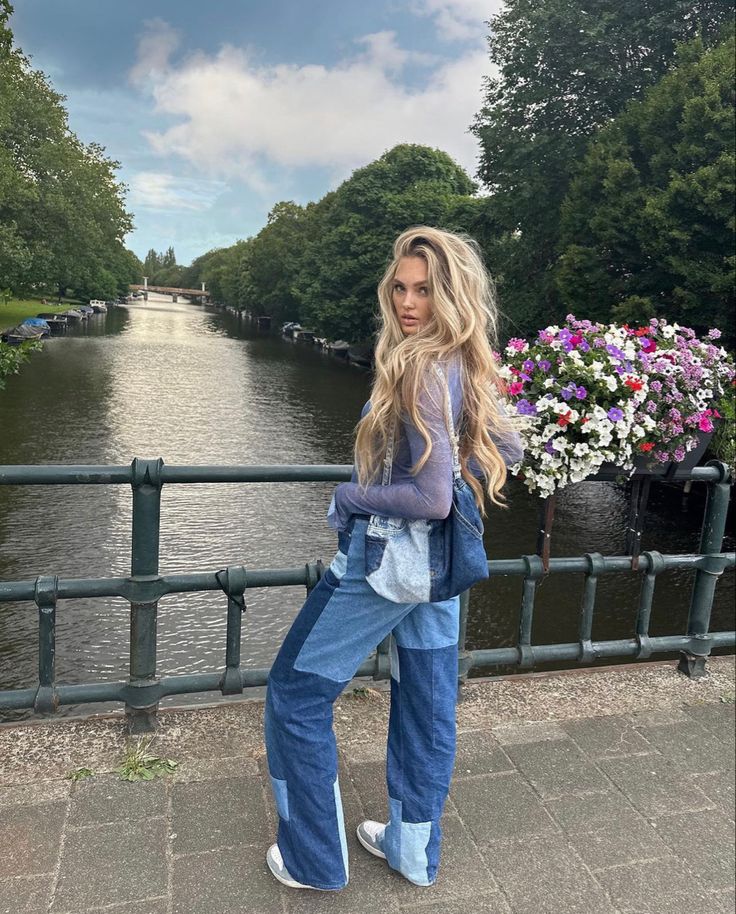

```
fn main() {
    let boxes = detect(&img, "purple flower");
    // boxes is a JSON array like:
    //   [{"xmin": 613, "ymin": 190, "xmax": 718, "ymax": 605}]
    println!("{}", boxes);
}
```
[
  {"xmin": 516, "ymin": 399, "xmax": 538, "ymax": 416},
  {"xmin": 606, "ymin": 344, "xmax": 625, "ymax": 359},
  {"xmin": 593, "ymin": 338, "xmax": 606, "ymax": 348},
  {"xmin": 560, "ymin": 387, "xmax": 574, "ymax": 401},
  {"xmin": 708, "ymin": 328, "xmax": 722, "ymax": 339},
  {"xmin": 650, "ymin": 380, "xmax": 663, "ymax": 393},
  {"xmin": 522, "ymin": 359, "xmax": 535, "ymax": 372},
  {"xmin": 673, "ymin": 446, "xmax": 686, "ymax": 462},
  {"xmin": 607, "ymin": 407, "xmax": 624, "ymax": 422},
  {"xmin": 645, "ymin": 400, "xmax": 657, "ymax": 414},
  {"xmin": 578, "ymin": 340, "xmax": 590, "ymax": 353},
  {"xmin": 539, "ymin": 359, "xmax": 551, "ymax": 372},
  {"xmin": 519, "ymin": 372, "xmax": 532, "ymax": 382},
  {"xmin": 574, "ymin": 386, "xmax": 587, "ymax": 400},
  {"xmin": 544, "ymin": 439, "xmax": 558, "ymax": 455},
  {"xmin": 561, "ymin": 341, "xmax": 573, "ymax": 352}
]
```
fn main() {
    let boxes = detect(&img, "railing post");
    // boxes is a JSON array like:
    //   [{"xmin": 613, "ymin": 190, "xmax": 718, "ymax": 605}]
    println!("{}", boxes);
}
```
[
  {"xmin": 126, "ymin": 458, "xmax": 164, "ymax": 732},
  {"xmin": 678, "ymin": 461, "xmax": 732, "ymax": 679},
  {"xmin": 33, "ymin": 575, "xmax": 59, "ymax": 714},
  {"xmin": 457, "ymin": 589, "xmax": 472, "ymax": 692}
]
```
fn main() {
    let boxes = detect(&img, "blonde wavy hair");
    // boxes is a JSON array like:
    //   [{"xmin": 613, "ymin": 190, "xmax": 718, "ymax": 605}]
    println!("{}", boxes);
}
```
[{"xmin": 353, "ymin": 225, "xmax": 516, "ymax": 514}]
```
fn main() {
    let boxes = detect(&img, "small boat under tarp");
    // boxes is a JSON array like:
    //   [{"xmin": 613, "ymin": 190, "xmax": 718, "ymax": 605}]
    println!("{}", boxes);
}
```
[
  {"xmin": 21, "ymin": 318, "xmax": 50, "ymax": 337},
  {"xmin": 1, "ymin": 323, "xmax": 46, "ymax": 345},
  {"xmin": 62, "ymin": 309, "xmax": 84, "ymax": 321}
]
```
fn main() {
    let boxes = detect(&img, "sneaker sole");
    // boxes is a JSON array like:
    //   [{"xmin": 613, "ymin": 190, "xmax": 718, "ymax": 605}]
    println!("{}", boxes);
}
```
[
  {"xmin": 356, "ymin": 825, "xmax": 387, "ymax": 860},
  {"xmin": 266, "ymin": 853, "xmax": 326, "ymax": 890}
]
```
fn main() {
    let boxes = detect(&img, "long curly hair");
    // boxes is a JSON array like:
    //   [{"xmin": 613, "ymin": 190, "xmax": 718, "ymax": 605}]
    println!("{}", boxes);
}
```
[{"xmin": 353, "ymin": 225, "xmax": 517, "ymax": 513}]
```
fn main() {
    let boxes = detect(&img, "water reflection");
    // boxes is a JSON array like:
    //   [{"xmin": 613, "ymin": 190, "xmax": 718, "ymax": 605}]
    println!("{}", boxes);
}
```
[{"xmin": 0, "ymin": 296, "xmax": 732, "ymax": 718}]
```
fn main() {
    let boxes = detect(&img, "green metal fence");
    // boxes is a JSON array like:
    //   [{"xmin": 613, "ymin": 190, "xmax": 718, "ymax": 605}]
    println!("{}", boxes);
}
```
[{"xmin": 0, "ymin": 459, "xmax": 733, "ymax": 732}]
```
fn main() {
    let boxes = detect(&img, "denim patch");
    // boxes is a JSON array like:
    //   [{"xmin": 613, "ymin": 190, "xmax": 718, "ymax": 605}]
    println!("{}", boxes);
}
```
[
  {"xmin": 328, "ymin": 549, "xmax": 348, "ymax": 581},
  {"xmin": 393, "ymin": 595, "xmax": 460, "ymax": 650},
  {"xmin": 389, "ymin": 634, "xmax": 400, "ymax": 682},
  {"xmin": 333, "ymin": 778, "xmax": 349, "ymax": 882},
  {"xmin": 365, "ymin": 518, "xmax": 432, "ymax": 604},
  {"xmin": 270, "ymin": 774, "xmax": 289, "ymax": 822},
  {"xmin": 384, "ymin": 796, "xmax": 433, "ymax": 886}
]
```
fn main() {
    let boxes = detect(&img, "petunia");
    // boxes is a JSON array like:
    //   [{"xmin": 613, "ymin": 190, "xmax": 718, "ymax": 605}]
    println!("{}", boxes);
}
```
[
  {"xmin": 607, "ymin": 408, "xmax": 624, "ymax": 422},
  {"xmin": 574, "ymin": 386, "xmax": 587, "ymax": 400}
]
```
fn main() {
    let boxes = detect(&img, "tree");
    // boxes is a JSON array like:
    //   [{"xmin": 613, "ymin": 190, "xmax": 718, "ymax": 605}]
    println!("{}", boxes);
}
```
[
  {"xmin": 0, "ymin": 11, "xmax": 134, "ymax": 299},
  {"xmin": 470, "ymin": 0, "xmax": 735, "ymax": 336},
  {"xmin": 556, "ymin": 36, "xmax": 735, "ymax": 343},
  {"xmin": 293, "ymin": 144, "xmax": 476, "ymax": 341}
]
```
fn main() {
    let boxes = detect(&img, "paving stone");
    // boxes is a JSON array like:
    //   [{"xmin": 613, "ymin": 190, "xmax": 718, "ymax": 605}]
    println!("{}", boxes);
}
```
[
  {"xmin": 172, "ymin": 845, "xmax": 283, "ymax": 914},
  {"xmin": 629, "ymin": 709, "xmax": 690, "ymax": 728},
  {"xmin": 561, "ymin": 715, "xmax": 652, "ymax": 759},
  {"xmin": 77, "ymin": 900, "xmax": 168, "ymax": 914},
  {"xmin": 451, "ymin": 773, "xmax": 557, "ymax": 843},
  {"xmin": 692, "ymin": 769, "xmax": 736, "ymax": 813},
  {"xmin": 0, "ymin": 874, "xmax": 52, "ymax": 914},
  {"xmin": 598, "ymin": 753, "xmax": 715, "ymax": 818},
  {"xmin": 566, "ymin": 819, "xmax": 674, "ymax": 871},
  {"xmin": 634, "ymin": 722, "xmax": 734, "ymax": 774},
  {"xmin": 52, "ymin": 819, "xmax": 168, "ymax": 912},
  {"xmin": 544, "ymin": 791, "xmax": 648, "ymax": 834},
  {"xmin": 0, "ymin": 802, "xmax": 65, "ymax": 879},
  {"xmin": 491, "ymin": 721, "xmax": 568, "ymax": 746},
  {"xmin": 651, "ymin": 811, "xmax": 735, "ymax": 890},
  {"xmin": 504, "ymin": 737, "xmax": 610, "ymax": 799},
  {"xmin": 68, "ymin": 774, "xmax": 167, "ymax": 826},
  {"xmin": 173, "ymin": 755, "xmax": 259, "ymax": 782},
  {"xmin": 398, "ymin": 892, "xmax": 512, "ymax": 913},
  {"xmin": 171, "ymin": 775, "xmax": 270, "ymax": 856},
  {"xmin": 345, "ymin": 760, "xmax": 389, "ymax": 823},
  {"xmin": 708, "ymin": 888, "xmax": 736, "ymax": 913},
  {"xmin": 0, "ymin": 781, "xmax": 70, "ymax": 808},
  {"xmin": 453, "ymin": 729, "xmax": 514, "ymax": 777},
  {"xmin": 594, "ymin": 857, "xmax": 712, "ymax": 912},
  {"xmin": 683, "ymin": 702, "xmax": 736, "ymax": 743},
  {"xmin": 481, "ymin": 836, "xmax": 616, "ymax": 913}
]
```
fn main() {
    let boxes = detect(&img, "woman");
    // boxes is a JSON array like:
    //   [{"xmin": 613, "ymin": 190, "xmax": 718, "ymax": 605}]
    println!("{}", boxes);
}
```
[{"xmin": 264, "ymin": 226, "xmax": 524, "ymax": 891}]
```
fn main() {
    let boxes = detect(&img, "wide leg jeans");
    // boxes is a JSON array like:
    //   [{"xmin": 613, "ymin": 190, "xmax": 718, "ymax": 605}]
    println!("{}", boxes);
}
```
[{"xmin": 264, "ymin": 516, "xmax": 460, "ymax": 890}]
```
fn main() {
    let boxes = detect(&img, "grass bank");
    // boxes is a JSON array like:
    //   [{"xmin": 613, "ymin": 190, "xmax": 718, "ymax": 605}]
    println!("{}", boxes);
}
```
[{"xmin": 0, "ymin": 298, "xmax": 84, "ymax": 333}]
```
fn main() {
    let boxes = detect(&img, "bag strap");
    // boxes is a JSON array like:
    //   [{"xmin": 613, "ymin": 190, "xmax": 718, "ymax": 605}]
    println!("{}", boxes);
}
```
[{"xmin": 380, "ymin": 361, "xmax": 462, "ymax": 488}]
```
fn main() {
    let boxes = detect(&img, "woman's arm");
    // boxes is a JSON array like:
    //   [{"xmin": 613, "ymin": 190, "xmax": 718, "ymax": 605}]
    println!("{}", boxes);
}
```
[
  {"xmin": 468, "ymin": 399, "xmax": 524, "ymax": 476},
  {"xmin": 328, "ymin": 368, "xmax": 454, "ymax": 531}
]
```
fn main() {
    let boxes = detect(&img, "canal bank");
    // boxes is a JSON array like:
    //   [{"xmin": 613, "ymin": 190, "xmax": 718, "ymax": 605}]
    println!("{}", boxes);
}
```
[{"xmin": 0, "ymin": 657, "xmax": 733, "ymax": 913}]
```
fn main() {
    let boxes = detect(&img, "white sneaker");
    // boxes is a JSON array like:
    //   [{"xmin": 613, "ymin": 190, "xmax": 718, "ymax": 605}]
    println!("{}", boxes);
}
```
[
  {"xmin": 266, "ymin": 843, "xmax": 324, "ymax": 890},
  {"xmin": 356, "ymin": 820, "xmax": 387, "ymax": 859}
]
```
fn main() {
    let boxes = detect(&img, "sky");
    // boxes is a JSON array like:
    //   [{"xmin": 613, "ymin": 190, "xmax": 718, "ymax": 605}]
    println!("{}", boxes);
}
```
[{"xmin": 10, "ymin": 0, "xmax": 502, "ymax": 266}]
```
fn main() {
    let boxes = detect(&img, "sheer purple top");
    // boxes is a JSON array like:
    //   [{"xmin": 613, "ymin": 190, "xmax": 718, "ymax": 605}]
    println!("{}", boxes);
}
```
[{"xmin": 327, "ymin": 353, "xmax": 524, "ymax": 532}]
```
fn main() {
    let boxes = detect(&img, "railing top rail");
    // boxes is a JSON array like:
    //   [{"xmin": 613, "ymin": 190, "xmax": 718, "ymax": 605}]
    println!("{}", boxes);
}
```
[{"xmin": 0, "ymin": 461, "xmax": 732, "ymax": 486}]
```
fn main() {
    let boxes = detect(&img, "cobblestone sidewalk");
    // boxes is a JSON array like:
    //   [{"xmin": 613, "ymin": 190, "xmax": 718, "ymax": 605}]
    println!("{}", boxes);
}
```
[{"xmin": 0, "ymin": 657, "xmax": 734, "ymax": 914}]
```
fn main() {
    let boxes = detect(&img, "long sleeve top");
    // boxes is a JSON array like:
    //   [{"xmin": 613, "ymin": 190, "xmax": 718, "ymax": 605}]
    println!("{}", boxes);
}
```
[{"xmin": 327, "ymin": 353, "xmax": 524, "ymax": 531}]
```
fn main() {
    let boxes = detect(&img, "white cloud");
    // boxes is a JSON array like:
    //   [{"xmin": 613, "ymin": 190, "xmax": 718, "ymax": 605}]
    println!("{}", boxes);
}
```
[
  {"xmin": 129, "ymin": 18, "xmax": 182, "ymax": 89},
  {"xmin": 410, "ymin": 0, "xmax": 503, "ymax": 42},
  {"xmin": 128, "ymin": 172, "xmax": 227, "ymax": 211},
  {"xmin": 130, "ymin": 25, "xmax": 493, "ymax": 189}
]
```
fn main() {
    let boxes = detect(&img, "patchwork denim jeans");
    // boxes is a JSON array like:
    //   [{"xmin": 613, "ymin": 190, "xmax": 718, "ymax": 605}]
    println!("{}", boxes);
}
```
[{"xmin": 264, "ymin": 515, "xmax": 460, "ymax": 890}]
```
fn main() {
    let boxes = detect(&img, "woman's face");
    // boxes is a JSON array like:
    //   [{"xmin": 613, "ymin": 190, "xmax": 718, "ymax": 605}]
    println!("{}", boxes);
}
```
[{"xmin": 392, "ymin": 256, "xmax": 433, "ymax": 335}]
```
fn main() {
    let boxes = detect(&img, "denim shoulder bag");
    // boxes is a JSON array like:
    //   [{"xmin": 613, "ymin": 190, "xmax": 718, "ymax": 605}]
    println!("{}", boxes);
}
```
[{"xmin": 364, "ymin": 363, "xmax": 489, "ymax": 604}]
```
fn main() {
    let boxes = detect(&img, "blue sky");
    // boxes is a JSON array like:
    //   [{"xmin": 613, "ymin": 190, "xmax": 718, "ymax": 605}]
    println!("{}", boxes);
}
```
[{"xmin": 11, "ymin": 1, "xmax": 501, "ymax": 265}]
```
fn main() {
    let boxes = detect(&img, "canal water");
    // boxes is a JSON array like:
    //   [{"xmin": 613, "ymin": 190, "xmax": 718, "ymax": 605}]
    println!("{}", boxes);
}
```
[{"xmin": 0, "ymin": 296, "xmax": 733, "ymax": 719}]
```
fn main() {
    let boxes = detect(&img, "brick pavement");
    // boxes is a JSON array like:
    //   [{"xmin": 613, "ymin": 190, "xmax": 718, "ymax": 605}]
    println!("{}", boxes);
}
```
[{"xmin": 0, "ymin": 658, "xmax": 734, "ymax": 914}]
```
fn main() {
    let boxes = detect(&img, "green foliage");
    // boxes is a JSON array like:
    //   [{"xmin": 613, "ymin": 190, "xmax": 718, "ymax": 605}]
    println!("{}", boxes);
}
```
[
  {"xmin": 293, "ymin": 144, "xmax": 476, "ymax": 341},
  {"xmin": 117, "ymin": 738, "xmax": 178, "ymax": 782},
  {"xmin": 556, "ymin": 36, "xmax": 735, "ymax": 344},
  {"xmin": 66, "ymin": 767, "xmax": 94, "ymax": 782},
  {"xmin": 471, "ymin": 0, "xmax": 735, "ymax": 338},
  {"xmin": 0, "ymin": 21, "xmax": 134, "ymax": 300},
  {"xmin": 0, "ymin": 337, "xmax": 41, "ymax": 390}
]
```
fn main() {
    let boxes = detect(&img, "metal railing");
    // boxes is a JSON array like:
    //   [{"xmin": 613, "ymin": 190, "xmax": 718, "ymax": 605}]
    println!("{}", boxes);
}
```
[{"xmin": 0, "ymin": 459, "xmax": 733, "ymax": 732}]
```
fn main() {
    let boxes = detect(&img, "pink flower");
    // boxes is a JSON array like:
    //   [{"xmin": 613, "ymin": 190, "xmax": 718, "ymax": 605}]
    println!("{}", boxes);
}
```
[
  {"xmin": 698, "ymin": 417, "xmax": 714, "ymax": 433},
  {"xmin": 508, "ymin": 381, "xmax": 525, "ymax": 396},
  {"xmin": 508, "ymin": 338, "xmax": 528, "ymax": 352}
]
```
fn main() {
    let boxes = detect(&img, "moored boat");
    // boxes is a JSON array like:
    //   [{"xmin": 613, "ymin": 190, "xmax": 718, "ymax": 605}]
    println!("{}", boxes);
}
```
[
  {"xmin": 89, "ymin": 299, "xmax": 107, "ymax": 313},
  {"xmin": 21, "ymin": 318, "xmax": 50, "ymax": 337},
  {"xmin": 62, "ymin": 309, "xmax": 84, "ymax": 321},
  {"xmin": 36, "ymin": 313, "xmax": 68, "ymax": 333},
  {"xmin": 256, "ymin": 315, "xmax": 272, "ymax": 329},
  {"xmin": 327, "ymin": 339, "xmax": 350, "ymax": 358},
  {"xmin": 295, "ymin": 329, "xmax": 315, "ymax": 343},
  {"xmin": 1, "ymin": 323, "xmax": 46, "ymax": 345}
]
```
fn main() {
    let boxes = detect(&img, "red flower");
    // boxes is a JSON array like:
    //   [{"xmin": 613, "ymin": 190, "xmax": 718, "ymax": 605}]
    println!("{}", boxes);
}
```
[
  {"xmin": 638, "ymin": 442, "xmax": 655, "ymax": 452},
  {"xmin": 625, "ymin": 377, "xmax": 644, "ymax": 392},
  {"xmin": 634, "ymin": 327, "xmax": 650, "ymax": 337},
  {"xmin": 580, "ymin": 417, "xmax": 589, "ymax": 424},
  {"xmin": 557, "ymin": 411, "xmax": 573, "ymax": 427},
  {"xmin": 640, "ymin": 338, "xmax": 657, "ymax": 353}
]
